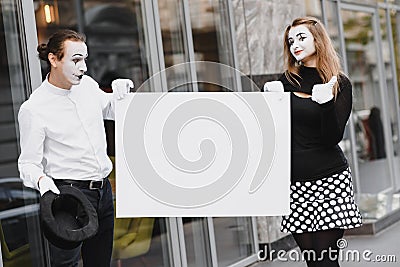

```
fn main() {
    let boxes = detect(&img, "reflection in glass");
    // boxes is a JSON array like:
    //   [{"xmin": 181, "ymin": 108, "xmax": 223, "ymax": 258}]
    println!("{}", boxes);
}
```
[
  {"xmin": 34, "ymin": 1, "xmax": 171, "ymax": 266},
  {"xmin": 1, "ymin": 1, "xmax": 44, "ymax": 266},
  {"xmin": 324, "ymin": 3, "xmax": 355, "ymax": 172},
  {"xmin": 0, "ymin": 179, "xmax": 39, "ymax": 267},
  {"xmin": 34, "ymin": 0, "xmax": 149, "ymax": 88},
  {"xmin": 189, "ymin": 1, "xmax": 237, "ymax": 92},
  {"xmin": 379, "ymin": 9, "xmax": 398, "ymax": 161},
  {"xmin": 341, "ymin": 9, "xmax": 392, "ymax": 194},
  {"xmin": 83, "ymin": 1, "xmax": 149, "ymax": 90},
  {"xmin": 158, "ymin": 0, "xmax": 192, "ymax": 92},
  {"xmin": 388, "ymin": 9, "xmax": 400, "ymax": 189},
  {"xmin": 107, "ymin": 157, "xmax": 172, "ymax": 267},
  {"xmin": 213, "ymin": 217, "xmax": 254, "ymax": 266},
  {"xmin": 112, "ymin": 218, "xmax": 171, "ymax": 267},
  {"xmin": 357, "ymin": 192, "xmax": 400, "ymax": 220},
  {"xmin": 183, "ymin": 218, "xmax": 212, "ymax": 267}
]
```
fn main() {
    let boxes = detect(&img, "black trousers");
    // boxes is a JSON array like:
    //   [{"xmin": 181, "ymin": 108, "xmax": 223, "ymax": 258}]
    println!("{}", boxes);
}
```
[{"xmin": 48, "ymin": 178, "xmax": 114, "ymax": 267}]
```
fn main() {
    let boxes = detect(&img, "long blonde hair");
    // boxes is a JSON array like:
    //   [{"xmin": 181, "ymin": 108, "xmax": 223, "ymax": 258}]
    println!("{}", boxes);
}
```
[{"xmin": 283, "ymin": 17, "xmax": 342, "ymax": 96}]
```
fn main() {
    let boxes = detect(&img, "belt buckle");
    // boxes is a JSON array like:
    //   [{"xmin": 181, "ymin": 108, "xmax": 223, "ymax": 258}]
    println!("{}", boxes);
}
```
[{"xmin": 89, "ymin": 180, "xmax": 103, "ymax": 190}]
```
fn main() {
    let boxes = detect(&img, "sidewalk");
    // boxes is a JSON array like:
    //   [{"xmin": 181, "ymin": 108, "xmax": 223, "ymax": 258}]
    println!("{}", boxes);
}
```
[{"xmin": 251, "ymin": 220, "xmax": 400, "ymax": 267}]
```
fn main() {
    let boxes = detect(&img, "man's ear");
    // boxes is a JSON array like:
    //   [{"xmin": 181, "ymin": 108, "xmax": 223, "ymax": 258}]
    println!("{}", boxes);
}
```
[{"xmin": 48, "ymin": 53, "xmax": 58, "ymax": 68}]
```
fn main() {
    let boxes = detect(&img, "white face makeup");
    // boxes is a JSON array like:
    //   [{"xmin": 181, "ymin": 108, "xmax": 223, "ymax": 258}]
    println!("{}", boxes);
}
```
[
  {"xmin": 50, "ymin": 40, "xmax": 88, "ymax": 89},
  {"xmin": 288, "ymin": 25, "xmax": 316, "ymax": 66}
]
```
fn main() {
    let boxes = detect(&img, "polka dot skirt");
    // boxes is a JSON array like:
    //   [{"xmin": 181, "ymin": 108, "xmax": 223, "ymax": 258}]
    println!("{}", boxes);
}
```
[{"xmin": 281, "ymin": 167, "xmax": 363, "ymax": 233}]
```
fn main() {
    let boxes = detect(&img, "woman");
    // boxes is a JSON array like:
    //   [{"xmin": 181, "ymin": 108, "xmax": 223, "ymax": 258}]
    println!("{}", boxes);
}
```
[{"xmin": 274, "ymin": 17, "xmax": 362, "ymax": 266}]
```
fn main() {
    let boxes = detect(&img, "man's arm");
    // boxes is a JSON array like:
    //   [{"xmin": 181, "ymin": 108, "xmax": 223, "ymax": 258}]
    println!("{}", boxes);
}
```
[
  {"xmin": 96, "ymin": 78, "xmax": 133, "ymax": 120},
  {"xmin": 18, "ymin": 106, "xmax": 60, "ymax": 195},
  {"xmin": 18, "ymin": 106, "xmax": 46, "ymax": 190}
]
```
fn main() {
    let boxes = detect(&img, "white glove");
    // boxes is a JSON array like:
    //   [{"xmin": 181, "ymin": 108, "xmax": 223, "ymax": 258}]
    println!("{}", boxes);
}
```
[
  {"xmin": 311, "ymin": 76, "xmax": 337, "ymax": 104},
  {"xmin": 111, "ymin": 79, "xmax": 134, "ymax": 100},
  {"xmin": 263, "ymin": 81, "xmax": 284, "ymax": 92},
  {"xmin": 38, "ymin": 176, "xmax": 60, "ymax": 196}
]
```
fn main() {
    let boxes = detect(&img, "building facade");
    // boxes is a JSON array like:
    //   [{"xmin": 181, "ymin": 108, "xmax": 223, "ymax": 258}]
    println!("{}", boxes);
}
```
[{"xmin": 1, "ymin": 0, "xmax": 400, "ymax": 266}]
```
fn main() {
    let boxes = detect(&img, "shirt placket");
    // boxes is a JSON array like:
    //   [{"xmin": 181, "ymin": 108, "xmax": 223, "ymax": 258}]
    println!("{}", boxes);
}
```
[{"xmin": 68, "ymin": 95, "xmax": 102, "ymax": 176}]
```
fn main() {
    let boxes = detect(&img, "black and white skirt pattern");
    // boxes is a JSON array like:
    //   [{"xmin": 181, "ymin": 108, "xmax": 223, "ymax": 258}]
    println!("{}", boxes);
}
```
[{"xmin": 281, "ymin": 167, "xmax": 362, "ymax": 233}]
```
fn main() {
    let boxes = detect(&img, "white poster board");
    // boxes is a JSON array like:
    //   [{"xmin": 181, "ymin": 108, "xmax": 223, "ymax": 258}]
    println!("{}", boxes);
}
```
[{"xmin": 115, "ymin": 92, "xmax": 290, "ymax": 217}]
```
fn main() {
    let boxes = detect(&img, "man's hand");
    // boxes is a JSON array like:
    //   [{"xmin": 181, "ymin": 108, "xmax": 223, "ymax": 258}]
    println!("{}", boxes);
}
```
[
  {"xmin": 112, "ymin": 79, "xmax": 134, "ymax": 100},
  {"xmin": 311, "ymin": 76, "xmax": 337, "ymax": 104},
  {"xmin": 38, "ymin": 176, "xmax": 60, "ymax": 196},
  {"xmin": 264, "ymin": 81, "xmax": 284, "ymax": 92}
]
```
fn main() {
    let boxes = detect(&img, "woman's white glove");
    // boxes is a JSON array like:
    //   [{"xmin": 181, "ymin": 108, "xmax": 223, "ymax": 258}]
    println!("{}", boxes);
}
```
[
  {"xmin": 311, "ymin": 76, "xmax": 337, "ymax": 104},
  {"xmin": 112, "ymin": 79, "xmax": 134, "ymax": 100},
  {"xmin": 38, "ymin": 176, "xmax": 60, "ymax": 196},
  {"xmin": 263, "ymin": 81, "xmax": 284, "ymax": 92}
]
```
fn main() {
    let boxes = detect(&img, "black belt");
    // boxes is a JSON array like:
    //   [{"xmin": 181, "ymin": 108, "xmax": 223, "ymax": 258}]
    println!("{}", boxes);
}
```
[{"xmin": 54, "ymin": 179, "xmax": 105, "ymax": 190}]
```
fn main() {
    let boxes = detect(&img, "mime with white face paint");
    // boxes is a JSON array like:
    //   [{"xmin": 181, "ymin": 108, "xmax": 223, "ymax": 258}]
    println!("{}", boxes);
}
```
[
  {"xmin": 265, "ymin": 17, "xmax": 362, "ymax": 267},
  {"xmin": 17, "ymin": 29, "xmax": 132, "ymax": 267}
]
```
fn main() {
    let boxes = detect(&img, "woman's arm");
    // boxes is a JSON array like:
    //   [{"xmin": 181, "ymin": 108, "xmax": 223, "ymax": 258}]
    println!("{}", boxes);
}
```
[{"xmin": 319, "ymin": 75, "xmax": 353, "ymax": 146}]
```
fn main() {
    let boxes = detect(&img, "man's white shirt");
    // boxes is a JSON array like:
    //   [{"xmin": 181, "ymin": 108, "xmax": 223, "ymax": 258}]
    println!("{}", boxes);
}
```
[{"xmin": 18, "ymin": 75, "xmax": 114, "ymax": 190}]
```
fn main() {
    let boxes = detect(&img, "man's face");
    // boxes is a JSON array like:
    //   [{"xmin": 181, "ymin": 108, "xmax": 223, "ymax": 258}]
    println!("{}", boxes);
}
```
[
  {"xmin": 288, "ymin": 25, "xmax": 316, "ymax": 65},
  {"xmin": 51, "ymin": 40, "xmax": 88, "ymax": 89}
]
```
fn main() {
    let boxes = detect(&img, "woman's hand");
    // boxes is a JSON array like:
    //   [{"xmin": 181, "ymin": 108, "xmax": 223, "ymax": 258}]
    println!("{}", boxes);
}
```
[
  {"xmin": 311, "ymin": 76, "xmax": 337, "ymax": 104},
  {"xmin": 263, "ymin": 81, "xmax": 284, "ymax": 92}
]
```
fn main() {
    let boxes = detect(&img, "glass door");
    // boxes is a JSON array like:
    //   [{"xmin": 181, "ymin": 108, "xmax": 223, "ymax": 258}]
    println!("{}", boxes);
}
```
[
  {"xmin": 340, "ymin": 5, "xmax": 393, "ymax": 193},
  {"xmin": 154, "ymin": 0, "xmax": 256, "ymax": 267},
  {"xmin": 157, "ymin": 0, "xmax": 240, "ymax": 93},
  {"xmin": 155, "ymin": 1, "xmax": 257, "ymax": 266},
  {"xmin": 212, "ymin": 217, "xmax": 256, "ymax": 266},
  {"xmin": 1, "ymin": 0, "xmax": 46, "ymax": 266},
  {"xmin": 32, "ymin": 1, "xmax": 175, "ymax": 266},
  {"xmin": 384, "ymin": 6, "xmax": 400, "ymax": 192},
  {"xmin": 339, "ymin": 3, "xmax": 397, "ymax": 218}
]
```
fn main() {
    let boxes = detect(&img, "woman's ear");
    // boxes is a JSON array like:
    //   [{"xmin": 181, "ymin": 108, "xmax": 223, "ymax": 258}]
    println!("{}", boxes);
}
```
[{"xmin": 48, "ymin": 53, "xmax": 58, "ymax": 68}]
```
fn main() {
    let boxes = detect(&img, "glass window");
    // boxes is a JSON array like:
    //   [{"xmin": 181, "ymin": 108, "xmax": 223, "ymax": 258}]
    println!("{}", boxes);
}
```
[
  {"xmin": 83, "ymin": 1, "xmax": 149, "ymax": 90},
  {"xmin": 325, "ymin": 0, "xmax": 355, "ymax": 181},
  {"xmin": 1, "ymin": 0, "xmax": 45, "ymax": 266},
  {"xmin": 183, "ymin": 218, "xmax": 212, "ymax": 267},
  {"xmin": 158, "ymin": 0, "xmax": 239, "ymax": 92},
  {"xmin": 238, "ymin": 0, "xmax": 323, "ymax": 249},
  {"xmin": 33, "ymin": 1, "xmax": 173, "ymax": 266},
  {"xmin": 112, "ymin": 217, "xmax": 171, "ymax": 266},
  {"xmin": 35, "ymin": 0, "xmax": 149, "ymax": 87},
  {"xmin": 388, "ymin": 8, "xmax": 400, "ymax": 189},
  {"xmin": 213, "ymin": 217, "xmax": 255, "ymax": 266},
  {"xmin": 340, "ymin": 8, "xmax": 393, "ymax": 197},
  {"xmin": 158, "ymin": 0, "xmax": 193, "ymax": 92},
  {"xmin": 189, "ymin": 0, "xmax": 238, "ymax": 92},
  {"xmin": 155, "ymin": 1, "xmax": 258, "ymax": 266}
]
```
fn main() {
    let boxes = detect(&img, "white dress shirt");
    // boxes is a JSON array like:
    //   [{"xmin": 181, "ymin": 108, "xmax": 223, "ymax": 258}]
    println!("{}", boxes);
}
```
[{"xmin": 18, "ymin": 75, "xmax": 114, "ymax": 190}]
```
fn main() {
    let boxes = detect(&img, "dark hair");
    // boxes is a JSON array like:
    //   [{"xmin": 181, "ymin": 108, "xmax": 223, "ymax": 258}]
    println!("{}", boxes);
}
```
[{"xmin": 37, "ymin": 29, "xmax": 86, "ymax": 70}]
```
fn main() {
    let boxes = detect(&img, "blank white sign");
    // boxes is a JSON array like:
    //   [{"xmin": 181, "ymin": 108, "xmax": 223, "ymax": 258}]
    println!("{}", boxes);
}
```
[{"xmin": 116, "ymin": 92, "xmax": 290, "ymax": 217}]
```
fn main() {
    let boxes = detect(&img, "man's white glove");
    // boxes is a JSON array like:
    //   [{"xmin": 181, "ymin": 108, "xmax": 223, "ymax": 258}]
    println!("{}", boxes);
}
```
[
  {"xmin": 38, "ymin": 176, "xmax": 60, "ymax": 196},
  {"xmin": 111, "ymin": 79, "xmax": 134, "ymax": 100},
  {"xmin": 311, "ymin": 76, "xmax": 337, "ymax": 104},
  {"xmin": 263, "ymin": 81, "xmax": 284, "ymax": 92}
]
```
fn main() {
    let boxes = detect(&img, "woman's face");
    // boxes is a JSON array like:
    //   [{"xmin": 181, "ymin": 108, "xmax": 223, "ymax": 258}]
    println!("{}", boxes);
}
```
[{"xmin": 288, "ymin": 25, "xmax": 316, "ymax": 66}]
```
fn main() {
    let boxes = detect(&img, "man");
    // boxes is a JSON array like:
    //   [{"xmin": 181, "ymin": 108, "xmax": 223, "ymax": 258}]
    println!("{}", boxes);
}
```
[{"xmin": 18, "ymin": 29, "xmax": 132, "ymax": 267}]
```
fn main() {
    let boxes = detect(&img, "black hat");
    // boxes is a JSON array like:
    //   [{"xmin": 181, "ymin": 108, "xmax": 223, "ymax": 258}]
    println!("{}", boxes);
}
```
[{"xmin": 40, "ymin": 185, "xmax": 99, "ymax": 249}]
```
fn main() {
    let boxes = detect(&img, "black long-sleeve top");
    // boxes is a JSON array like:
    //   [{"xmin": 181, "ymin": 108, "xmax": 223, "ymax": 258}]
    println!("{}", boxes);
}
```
[{"xmin": 278, "ymin": 66, "xmax": 352, "ymax": 182}]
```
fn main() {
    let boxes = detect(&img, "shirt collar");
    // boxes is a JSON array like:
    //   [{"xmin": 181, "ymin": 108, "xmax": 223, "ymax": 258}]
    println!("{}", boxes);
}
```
[{"xmin": 44, "ymin": 74, "xmax": 71, "ymax": 96}]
